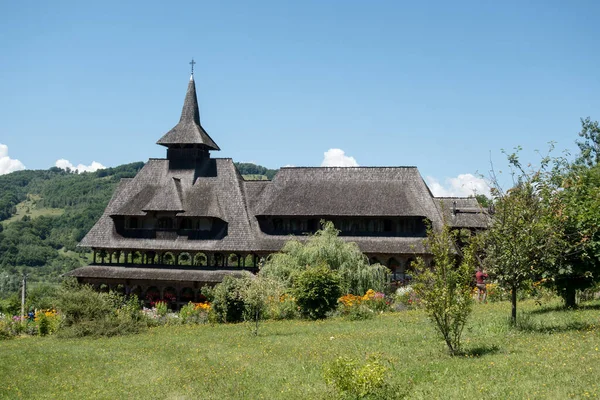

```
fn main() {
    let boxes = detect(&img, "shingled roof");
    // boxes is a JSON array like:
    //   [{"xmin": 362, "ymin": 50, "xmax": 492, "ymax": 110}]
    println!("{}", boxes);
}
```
[
  {"xmin": 251, "ymin": 167, "xmax": 441, "ymax": 220},
  {"xmin": 82, "ymin": 161, "xmax": 489, "ymax": 255},
  {"xmin": 156, "ymin": 75, "xmax": 220, "ymax": 150},
  {"xmin": 81, "ymin": 158, "xmax": 257, "ymax": 252},
  {"xmin": 435, "ymin": 197, "xmax": 489, "ymax": 229}
]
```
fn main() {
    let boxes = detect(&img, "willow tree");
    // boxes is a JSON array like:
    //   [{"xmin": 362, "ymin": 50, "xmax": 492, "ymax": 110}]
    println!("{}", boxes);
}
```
[{"xmin": 259, "ymin": 221, "xmax": 389, "ymax": 295}]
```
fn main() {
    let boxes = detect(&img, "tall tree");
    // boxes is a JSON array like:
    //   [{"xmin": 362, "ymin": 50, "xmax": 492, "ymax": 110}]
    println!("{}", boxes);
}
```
[
  {"xmin": 551, "ymin": 163, "xmax": 600, "ymax": 306},
  {"xmin": 549, "ymin": 119, "xmax": 600, "ymax": 306}
]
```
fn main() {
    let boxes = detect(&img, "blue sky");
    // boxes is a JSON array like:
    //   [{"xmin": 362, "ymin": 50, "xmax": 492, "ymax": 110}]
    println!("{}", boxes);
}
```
[{"xmin": 1, "ymin": 1, "xmax": 598, "ymax": 195}]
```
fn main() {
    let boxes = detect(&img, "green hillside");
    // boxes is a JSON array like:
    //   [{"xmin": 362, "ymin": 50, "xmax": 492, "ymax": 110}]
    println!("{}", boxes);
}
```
[
  {"xmin": 0, "ymin": 163, "xmax": 145, "ymax": 291},
  {"xmin": 0, "ymin": 161, "xmax": 276, "ymax": 294}
]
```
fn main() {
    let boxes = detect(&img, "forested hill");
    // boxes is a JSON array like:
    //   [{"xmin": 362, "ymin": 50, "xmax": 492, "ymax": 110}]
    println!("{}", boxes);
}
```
[
  {"xmin": 0, "ymin": 162, "xmax": 145, "ymax": 288},
  {"xmin": 235, "ymin": 163, "xmax": 278, "ymax": 180},
  {"xmin": 0, "ymin": 161, "xmax": 276, "ymax": 290}
]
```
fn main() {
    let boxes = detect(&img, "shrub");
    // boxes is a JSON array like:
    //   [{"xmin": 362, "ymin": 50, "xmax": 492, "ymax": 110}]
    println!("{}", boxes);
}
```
[
  {"xmin": 324, "ymin": 354, "xmax": 395, "ymax": 398},
  {"xmin": 0, "ymin": 314, "xmax": 14, "ymax": 340},
  {"xmin": 56, "ymin": 283, "xmax": 146, "ymax": 338},
  {"xmin": 200, "ymin": 285, "xmax": 215, "ymax": 302},
  {"xmin": 211, "ymin": 275, "xmax": 251, "ymax": 323},
  {"xmin": 57, "ymin": 284, "xmax": 115, "ymax": 326},
  {"xmin": 293, "ymin": 265, "xmax": 342, "ymax": 320},
  {"xmin": 26, "ymin": 284, "xmax": 58, "ymax": 311},
  {"xmin": 0, "ymin": 294, "xmax": 21, "ymax": 316},
  {"xmin": 155, "ymin": 301, "xmax": 168, "ymax": 317},
  {"xmin": 265, "ymin": 293, "xmax": 298, "ymax": 320}
]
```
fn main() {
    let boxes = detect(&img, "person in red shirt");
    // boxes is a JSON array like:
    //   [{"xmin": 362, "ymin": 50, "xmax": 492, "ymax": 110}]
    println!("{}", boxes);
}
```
[{"xmin": 475, "ymin": 267, "xmax": 489, "ymax": 303}]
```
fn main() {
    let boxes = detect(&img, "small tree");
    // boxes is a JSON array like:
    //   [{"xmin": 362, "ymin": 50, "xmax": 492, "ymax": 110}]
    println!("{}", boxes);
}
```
[
  {"xmin": 241, "ymin": 277, "xmax": 285, "ymax": 335},
  {"xmin": 484, "ymin": 148, "xmax": 562, "ymax": 323},
  {"xmin": 293, "ymin": 265, "xmax": 342, "ymax": 320},
  {"xmin": 413, "ymin": 222, "xmax": 475, "ymax": 355}
]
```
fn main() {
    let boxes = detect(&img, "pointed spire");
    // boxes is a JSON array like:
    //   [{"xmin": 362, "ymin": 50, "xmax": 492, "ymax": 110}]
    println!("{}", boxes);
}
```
[
  {"xmin": 178, "ymin": 75, "xmax": 201, "ymax": 125},
  {"xmin": 157, "ymin": 71, "xmax": 220, "ymax": 150}
]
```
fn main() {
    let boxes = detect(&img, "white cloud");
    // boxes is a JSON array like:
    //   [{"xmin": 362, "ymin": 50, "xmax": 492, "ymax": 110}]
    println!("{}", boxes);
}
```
[
  {"xmin": 426, "ymin": 173, "xmax": 490, "ymax": 197},
  {"xmin": 321, "ymin": 148, "xmax": 359, "ymax": 167},
  {"xmin": 55, "ymin": 159, "xmax": 106, "ymax": 173},
  {"xmin": 0, "ymin": 144, "xmax": 26, "ymax": 175}
]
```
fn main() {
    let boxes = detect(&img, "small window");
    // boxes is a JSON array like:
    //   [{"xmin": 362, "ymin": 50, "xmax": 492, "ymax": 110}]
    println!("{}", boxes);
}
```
[
  {"xmin": 384, "ymin": 219, "xmax": 393, "ymax": 232},
  {"xmin": 157, "ymin": 217, "xmax": 173, "ymax": 229},
  {"xmin": 128, "ymin": 217, "xmax": 138, "ymax": 229},
  {"xmin": 181, "ymin": 218, "xmax": 193, "ymax": 230}
]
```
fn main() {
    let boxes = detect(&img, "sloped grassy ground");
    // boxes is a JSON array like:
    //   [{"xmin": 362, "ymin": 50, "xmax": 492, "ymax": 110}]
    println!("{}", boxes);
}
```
[{"xmin": 1, "ymin": 299, "xmax": 599, "ymax": 399}]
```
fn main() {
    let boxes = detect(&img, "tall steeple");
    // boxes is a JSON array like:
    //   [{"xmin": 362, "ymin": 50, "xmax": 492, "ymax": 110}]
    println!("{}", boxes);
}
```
[{"xmin": 157, "ymin": 71, "xmax": 220, "ymax": 151}]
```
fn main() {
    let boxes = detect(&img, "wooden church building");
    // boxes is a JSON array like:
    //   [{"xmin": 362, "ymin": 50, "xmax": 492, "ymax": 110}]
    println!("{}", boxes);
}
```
[{"xmin": 68, "ymin": 71, "xmax": 487, "ymax": 307}]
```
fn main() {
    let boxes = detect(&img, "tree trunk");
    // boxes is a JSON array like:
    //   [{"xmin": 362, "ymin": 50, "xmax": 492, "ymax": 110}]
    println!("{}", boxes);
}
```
[
  {"xmin": 563, "ymin": 286, "xmax": 577, "ymax": 308},
  {"xmin": 511, "ymin": 285, "xmax": 517, "ymax": 325}
]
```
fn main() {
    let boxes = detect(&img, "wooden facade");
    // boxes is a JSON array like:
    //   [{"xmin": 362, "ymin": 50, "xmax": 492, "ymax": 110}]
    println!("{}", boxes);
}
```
[{"xmin": 68, "ymin": 73, "xmax": 488, "ymax": 307}]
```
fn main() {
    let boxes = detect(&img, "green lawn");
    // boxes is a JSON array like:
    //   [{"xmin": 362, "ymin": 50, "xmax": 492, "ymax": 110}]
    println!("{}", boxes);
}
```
[{"xmin": 1, "ymin": 300, "xmax": 599, "ymax": 399}]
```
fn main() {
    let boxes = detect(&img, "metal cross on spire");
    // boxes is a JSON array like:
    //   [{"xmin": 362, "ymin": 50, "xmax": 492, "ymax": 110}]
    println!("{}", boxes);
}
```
[{"xmin": 189, "ymin": 58, "xmax": 196, "ymax": 75}]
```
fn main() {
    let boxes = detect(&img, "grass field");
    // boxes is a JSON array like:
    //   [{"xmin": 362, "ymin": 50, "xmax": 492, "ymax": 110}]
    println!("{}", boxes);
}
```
[{"xmin": 1, "ymin": 299, "xmax": 599, "ymax": 399}]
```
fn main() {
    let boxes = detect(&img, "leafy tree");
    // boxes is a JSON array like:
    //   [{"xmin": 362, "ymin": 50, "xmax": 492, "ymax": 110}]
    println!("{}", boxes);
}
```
[
  {"xmin": 551, "ymin": 172, "xmax": 600, "ymax": 306},
  {"xmin": 549, "ymin": 122, "xmax": 600, "ymax": 306},
  {"xmin": 292, "ymin": 264, "xmax": 341, "ymax": 319},
  {"xmin": 413, "ymin": 222, "xmax": 475, "ymax": 355},
  {"xmin": 483, "ymin": 149, "xmax": 562, "ymax": 323},
  {"xmin": 474, "ymin": 194, "xmax": 490, "ymax": 208},
  {"xmin": 576, "ymin": 117, "xmax": 600, "ymax": 167},
  {"xmin": 234, "ymin": 162, "xmax": 278, "ymax": 180},
  {"xmin": 260, "ymin": 221, "xmax": 389, "ymax": 295}
]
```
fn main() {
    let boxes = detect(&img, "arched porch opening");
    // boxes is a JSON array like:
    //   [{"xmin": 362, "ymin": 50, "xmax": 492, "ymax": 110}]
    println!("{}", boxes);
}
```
[
  {"xmin": 194, "ymin": 252, "xmax": 208, "ymax": 266},
  {"xmin": 214, "ymin": 253, "xmax": 225, "ymax": 268},
  {"xmin": 163, "ymin": 287, "xmax": 177, "ymax": 308},
  {"xmin": 145, "ymin": 251, "xmax": 157, "ymax": 265},
  {"xmin": 178, "ymin": 252, "xmax": 192, "ymax": 266},
  {"xmin": 163, "ymin": 252, "xmax": 176, "ymax": 266},
  {"xmin": 145, "ymin": 286, "xmax": 160, "ymax": 306},
  {"xmin": 387, "ymin": 257, "xmax": 402, "ymax": 286},
  {"xmin": 132, "ymin": 251, "xmax": 143, "ymax": 265},
  {"xmin": 130, "ymin": 285, "xmax": 142, "ymax": 299},
  {"xmin": 180, "ymin": 287, "xmax": 195, "ymax": 303},
  {"xmin": 228, "ymin": 253, "xmax": 239, "ymax": 267}
]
